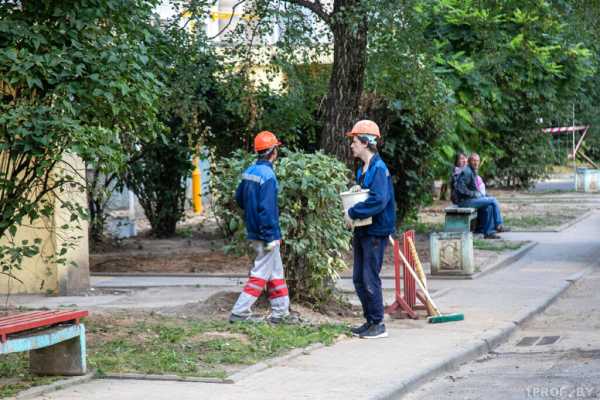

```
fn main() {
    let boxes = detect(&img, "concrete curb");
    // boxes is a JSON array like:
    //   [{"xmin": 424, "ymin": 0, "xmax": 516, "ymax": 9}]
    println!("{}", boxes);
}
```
[
  {"xmin": 11, "ymin": 342, "xmax": 333, "ymax": 397},
  {"xmin": 10, "ymin": 372, "xmax": 95, "ymax": 400},
  {"xmin": 511, "ymin": 210, "xmax": 594, "ymax": 233},
  {"xmin": 427, "ymin": 287, "xmax": 452, "ymax": 299},
  {"xmin": 92, "ymin": 272, "xmax": 413, "ymax": 281},
  {"xmin": 339, "ymin": 286, "xmax": 452, "ymax": 300},
  {"xmin": 469, "ymin": 240, "xmax": 537, "ymax": 280},
  {"xmin": 554, "ymin": 210, "xmax": 595, "ymax": 232},
  {"xmin": 228, "ymin": 342, "xmax": 326, "ymax": 383},
  {"xmin": 95, "ymin": 342, "xmax": 329, "ymax": 385},
  {"xmin": 373, "ymin": 339, "xmax": 494, "ymax": 400},
  {"xmin": 98, "ymin": 373, "xmax": 233, "ymax": 384},
  {"xmin": 373, "ymin": 266, "xmax": 595, "ymax": 400},
  {"xmin": 91, "ymin": 272, "xmax": 249, "ymax": 278},
  {"xmin": 425, "ymin": 241, "xmax": 538, "ymax": 281},
  {"xmin": 92, "ymin": 283, "xmax": 240, "ymax": 289}
]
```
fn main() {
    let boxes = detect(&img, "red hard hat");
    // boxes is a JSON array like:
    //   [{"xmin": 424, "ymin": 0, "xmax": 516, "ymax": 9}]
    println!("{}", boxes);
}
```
[
  {"xmin": 254, "ymin": 131, "xmax": 281, "ymax": 152},
  {"xmin": 345, "ymin": 120, "xmax": 381, "ymax": 138}
]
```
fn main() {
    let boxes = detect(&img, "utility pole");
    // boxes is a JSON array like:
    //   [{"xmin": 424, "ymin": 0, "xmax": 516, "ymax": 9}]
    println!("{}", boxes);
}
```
[{"xmin": 572, "ymin": 104, "xmax": 577, "ymax": 190}]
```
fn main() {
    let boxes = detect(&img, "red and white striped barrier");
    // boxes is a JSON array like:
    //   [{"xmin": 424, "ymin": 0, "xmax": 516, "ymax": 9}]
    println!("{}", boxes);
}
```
[{"xmin": 542, "ymin": 125, "xmax": 589, "ymax": 134}]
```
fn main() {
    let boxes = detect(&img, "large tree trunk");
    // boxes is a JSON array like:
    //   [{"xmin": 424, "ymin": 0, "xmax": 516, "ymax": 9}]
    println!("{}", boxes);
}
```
[{"xmin": 320, "ymin": 1, "xmax": 368, "ymax": 162}]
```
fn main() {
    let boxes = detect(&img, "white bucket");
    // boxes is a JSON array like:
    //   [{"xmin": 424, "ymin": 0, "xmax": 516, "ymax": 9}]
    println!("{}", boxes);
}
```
[{"xmin": 340, "ymin": 189, "xmax": 372, "ymax": 227}]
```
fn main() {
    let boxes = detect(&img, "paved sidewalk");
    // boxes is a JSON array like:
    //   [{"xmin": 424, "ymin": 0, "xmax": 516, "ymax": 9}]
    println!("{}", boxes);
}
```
[{"xmin": 25, "ymin": 211, "xmax": 600, "ymax": 400}]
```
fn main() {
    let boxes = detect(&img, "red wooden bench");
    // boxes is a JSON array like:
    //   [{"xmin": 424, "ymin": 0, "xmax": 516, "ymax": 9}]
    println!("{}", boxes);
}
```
[{"xmin": 0, "ymin": 310, "xmax": 89, "ymax": 376}]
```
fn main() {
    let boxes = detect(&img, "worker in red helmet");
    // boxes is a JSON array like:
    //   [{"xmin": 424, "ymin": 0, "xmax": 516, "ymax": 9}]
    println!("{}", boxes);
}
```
[
  {"xmin": 229, "ymin": 131, "xmax": 296, "ymax": 324},
  {"xmin": 345, "ymin": 120, "xmax": 396, "ymax": 339}
]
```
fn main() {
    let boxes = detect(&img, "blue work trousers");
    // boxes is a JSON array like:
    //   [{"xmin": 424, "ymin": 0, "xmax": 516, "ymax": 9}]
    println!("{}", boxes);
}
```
[
  {"xmin": 459, "ymin": 196, "xmax": 503, "ymax": 235},
  {"xmin": 353, "ymin": 235, "xmax": 388, "ymax": 324}
]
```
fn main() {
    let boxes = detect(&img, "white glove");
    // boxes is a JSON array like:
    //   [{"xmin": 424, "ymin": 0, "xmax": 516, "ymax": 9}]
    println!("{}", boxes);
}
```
[
  {"xmin": 349, "ymin": 185, "xmax": 362, "ymax": 193},
  {"xmin": 344, "ymin": 209, "xmax": 353, "ymax": 229},
  {"xmin": 265, "ymin": 240, "xmax": 280, "ymax": 252}
]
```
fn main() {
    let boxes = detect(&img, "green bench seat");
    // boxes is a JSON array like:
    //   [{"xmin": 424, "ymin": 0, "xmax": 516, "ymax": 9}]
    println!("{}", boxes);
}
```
[{"xmin": 443, "ymin": 206, "xmax": 477, "ymax": 233}]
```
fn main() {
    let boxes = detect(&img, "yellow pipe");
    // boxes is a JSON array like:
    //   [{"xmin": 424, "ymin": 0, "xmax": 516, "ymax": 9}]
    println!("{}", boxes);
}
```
[
  {"xmin": 181, "ymin": 9, "xmax": 254, "ymax": 22},
  {"xmin": 209, "ymin": 10, "xmax": 257, "ymax": 21},
  {"xmin": 192, "ymin": 157, "xmax": 203, "ymax": 214}
]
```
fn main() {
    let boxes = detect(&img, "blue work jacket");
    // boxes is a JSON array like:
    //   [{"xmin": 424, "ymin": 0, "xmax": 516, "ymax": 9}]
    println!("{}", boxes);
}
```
[
  {"xmin": 349, "ymin": 154, "xmax": 397, "ymax": 237},
  {"xmin": 235, "ymin": 160, "xmax": 282, "ymax": 242}
]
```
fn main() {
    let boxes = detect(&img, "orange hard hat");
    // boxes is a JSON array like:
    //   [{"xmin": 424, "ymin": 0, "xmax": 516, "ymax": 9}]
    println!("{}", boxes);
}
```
[
  {"xmin": 254, "ymin": 130, "xmax": 281, "ymax": 152},
  {"xmin": 345, "ymin": 120, "xmax": 381, "ymax": 138}
]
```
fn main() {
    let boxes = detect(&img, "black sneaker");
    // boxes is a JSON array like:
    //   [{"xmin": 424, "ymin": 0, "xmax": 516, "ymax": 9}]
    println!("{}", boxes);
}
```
[
  {"xmin": 359, "ymin": 323, "xmax": 388, "ymax": 339},
  {"xmin": 496, "ymin": 225, "xmax": 511, "ymax": 233},
  {"xmin": 228, "ymin": 313, "xmax": 264, "ymax": 323},
  {"xmin": 351, "ymin": 322, "xmax": 371, "ymax": 337}
]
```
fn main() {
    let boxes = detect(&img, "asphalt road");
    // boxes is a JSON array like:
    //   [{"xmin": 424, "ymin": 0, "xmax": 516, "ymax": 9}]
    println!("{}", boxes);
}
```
[{"xmin": 403, "ymin": 268, "xmax": 600, "ymax": 400}]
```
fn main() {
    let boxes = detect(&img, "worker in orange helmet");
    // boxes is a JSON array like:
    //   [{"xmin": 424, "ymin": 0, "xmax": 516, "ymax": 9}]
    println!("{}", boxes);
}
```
[
  {"xmin": 229, "ymin": 131, "xmax": 297, "ymax": 324},
  {"xmin": 344, "ymin": 120, "xmax": 396, "ymax": 339}
]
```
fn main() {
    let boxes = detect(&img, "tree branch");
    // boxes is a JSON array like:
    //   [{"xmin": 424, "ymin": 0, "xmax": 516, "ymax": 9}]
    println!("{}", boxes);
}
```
[
  {"xmin": 285, "ymin": 0, "xmax": 331, "ymax": 24},
  {"xmin": 208, "ymin": 0, "xmax": 248, "ymax": 40}
]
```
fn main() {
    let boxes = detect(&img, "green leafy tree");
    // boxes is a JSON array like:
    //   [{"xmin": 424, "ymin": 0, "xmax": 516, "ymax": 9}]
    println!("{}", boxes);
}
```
[
  {"xmin": 561, "ymin": 0, "xmax": 600, "ymax": 165},
  {"xmin": 202, "ymin": 65, "xmax": 328, "ymax": 159},
  {"xmin": 124, "ymin": 4, "xmax": 241, "ymax": 237},
  {"xmin": 220, "ymin": 0, "xmax": 455, "ymax": 222},
  {"xmin": 421, "ymin": 0, "xmax": 594, "ymax": 186},
  {"xmin": 0, "ymin": 0, "xmax": 162, "ymax": 277},
  {"xmin": 220, "ymin": 0, "xmax": 371, "ymax": 160},
  {"xmin": 253, "ymin": 64, "xmax": 331, "ymax": 152},
  {"xmin": 364, "ymin": 0, "xmax": 454, "ymax": 221}
]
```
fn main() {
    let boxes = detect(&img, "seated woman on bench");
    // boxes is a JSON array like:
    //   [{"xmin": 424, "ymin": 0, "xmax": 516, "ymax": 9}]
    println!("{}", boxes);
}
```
[
  {"xmin": 450, "ymin": 152, "xmax": 467, "ymax": 205},
  {"xmin": 453, "ymin": 153, "xmax": 509, "ymax": 239}
]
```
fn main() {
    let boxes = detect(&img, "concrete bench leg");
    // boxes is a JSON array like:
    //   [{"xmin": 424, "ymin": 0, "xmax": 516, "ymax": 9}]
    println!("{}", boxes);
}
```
[
  {"xmin": 430, "ymin": 232, "xmax": 475, "ymax": 276},
  {"xmin": 30, "ymin": 325, "xmax": 87, "ymax": 376}
]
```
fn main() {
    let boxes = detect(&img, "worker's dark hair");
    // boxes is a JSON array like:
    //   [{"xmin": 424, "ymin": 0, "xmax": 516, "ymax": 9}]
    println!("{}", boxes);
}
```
[
  {"xmin": 257, "ymin": 146, "xmax": 277, "ymax": 160},
  {"xmin": 357, "ymin": 136, "xmax": 378, "ymax": 153}
]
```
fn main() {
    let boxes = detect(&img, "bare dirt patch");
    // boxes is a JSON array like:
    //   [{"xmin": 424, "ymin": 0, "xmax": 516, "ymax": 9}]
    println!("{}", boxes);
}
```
[
  {"xmin": 156, "ymin": 290, "xmax": 358, "ymax": 325},
  {"xmin": 91, "ymin": 234, "xmax": 251, "ymax": 275},
  {"xmin": 158, "ymin": 291, "xmax": 239, "ymax": 319}
]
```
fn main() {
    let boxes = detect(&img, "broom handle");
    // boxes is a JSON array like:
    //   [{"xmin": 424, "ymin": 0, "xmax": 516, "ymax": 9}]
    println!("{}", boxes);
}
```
[
  {"xmin": 407, "ymin": 237, "xmax": 427, "ymax": 288},
  {"xmin": 389, "ymin": 236, "xmax": 441, "ymax": 316},
  {"xmin": 406, "ymin": 236, "xmax": 435, "ymax": 316}
]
